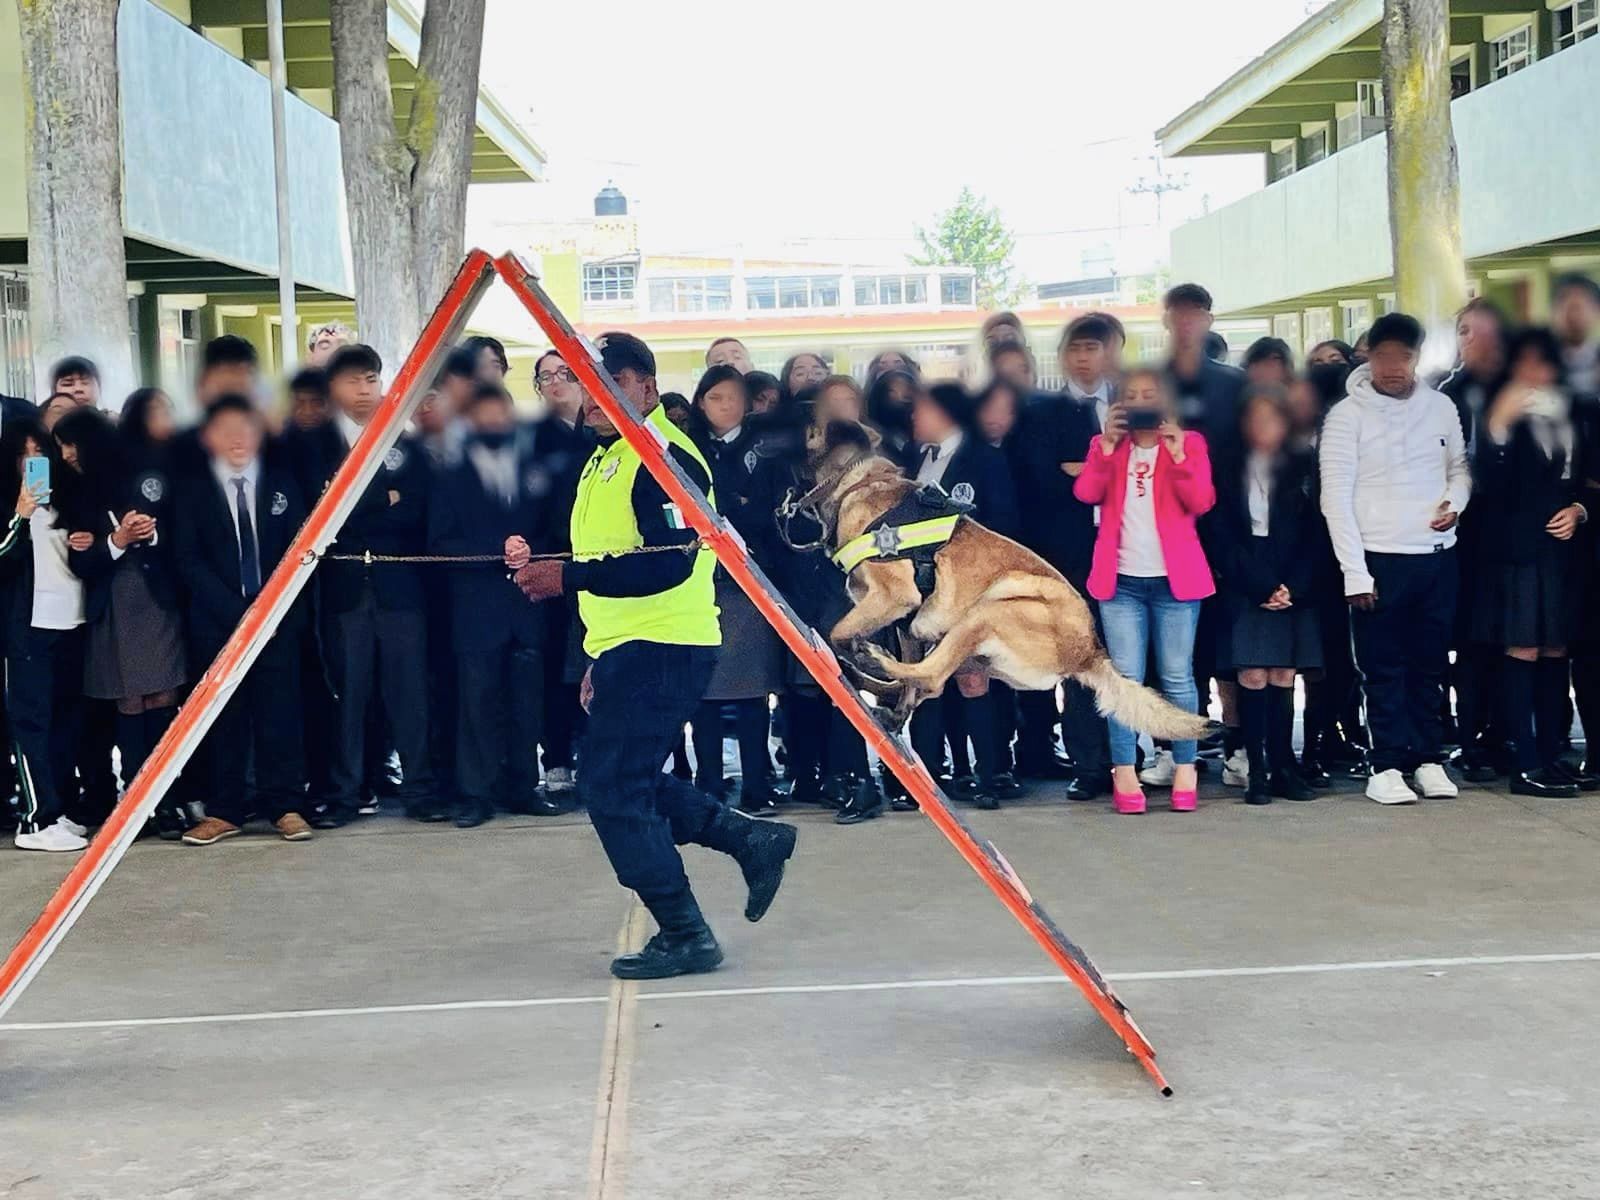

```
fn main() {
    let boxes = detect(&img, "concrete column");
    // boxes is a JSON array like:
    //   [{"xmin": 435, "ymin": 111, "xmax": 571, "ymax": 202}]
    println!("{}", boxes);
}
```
[{"xmin": 134, "ymin": 291, "xmax": 160, "ymax": 387}]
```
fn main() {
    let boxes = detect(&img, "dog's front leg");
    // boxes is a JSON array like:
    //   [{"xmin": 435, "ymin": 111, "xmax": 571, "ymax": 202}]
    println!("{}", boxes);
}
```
[{"xmin": 827, "ymin": 562, "xmax": 921, "ymax": 648}]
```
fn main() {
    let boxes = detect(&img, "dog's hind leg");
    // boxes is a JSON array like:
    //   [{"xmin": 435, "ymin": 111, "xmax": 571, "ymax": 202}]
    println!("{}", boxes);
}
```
[{"xmin": 862, "ymin": 604, "xmax": 997, "ymax": 698}]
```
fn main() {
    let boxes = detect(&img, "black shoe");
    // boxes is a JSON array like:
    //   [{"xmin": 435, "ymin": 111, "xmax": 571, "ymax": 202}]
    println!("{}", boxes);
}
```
[
  {"xmin": 736, "ymin": 789, "xmax": 783, "ymax": 818},
  {"xmin": 1064, "ymin": 775, "xmax": 1109, "ymax": 802},
  {"xmin": 889, "ymin": 795, "xmax": 919, "ymax": 812},
  {"xmin": 1244, "ymin": 779, "xmax": 1272, "ymax": 806},
  {"xmin": 787, "ymin": 774, "xmax": 824, "ymax": 806},
  {"xmin": 1509, "ymin": 769, "xmax": 1579, "ymax": 798},
  {"xmin": 1269, "ymin": 769, "xmax": 1316, "ymax": 802},
  {"xmin": 973, "ymin": 790, "xmax": 999, "ymax": 811},
  {"xmin": 525, "ymin": 795, "xmax": 566, "ymax": 816},
  {"xmin": 310, "ymin": 808, "xmax": 352, "ymax": 830},
  {"xmin": 1552, "ymin": 761, "xmax": 1600, "ymax": 793},
  {"xmin": 611, "ymin": 928, "xmax": 724, "ymax": 979},
  {"xmin": 953, "ymin": 775, "xmax": 980, "ymax": 799},
  {"xmin": 453, "ymin": 806, "xmax": 492, "ymax": 828},
  {"xmin": 409, "ymin": 805, "xmax": 452, "ymax": 823},
  {"xmin": 153, "ymin": 804, "xmax": 189, "ymax": 841},
  {"xmin": 706, "ymin": 810, "xmax": 798, "ymax": 922},
  {"xmin": 834, "ymin": 779, "xmax": 886, "ymax": 825},
  {"xmin": 819, "ymin": 775, "xmax": 853, "ymax": 811},
  {"xmin": 991, "ymin": 772, "xmax": 1026, "ymax": 800},
  {"xmin": 1298, "ymin": 757, "xmax": 1333, "ymax": 788}
]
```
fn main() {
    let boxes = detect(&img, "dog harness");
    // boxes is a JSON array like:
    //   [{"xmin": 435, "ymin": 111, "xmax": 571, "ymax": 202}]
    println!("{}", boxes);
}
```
[{"xmin": 830, "ymin": 484, "xmax": 971, "ymax": 594}]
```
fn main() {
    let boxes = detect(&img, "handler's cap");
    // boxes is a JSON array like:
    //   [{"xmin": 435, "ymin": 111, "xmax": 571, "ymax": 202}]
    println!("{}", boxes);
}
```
[{"xmin": 596, "ymin": 331, "xmax": 656, "ymax": 380}]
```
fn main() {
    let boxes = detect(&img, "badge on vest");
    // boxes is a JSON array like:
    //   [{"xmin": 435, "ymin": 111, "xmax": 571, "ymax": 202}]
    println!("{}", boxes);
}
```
[
  {"xmin": 601, "ymin": 458, "xmax": 620, "ymax": 482},
  {"xmin": 139, "ymin": 474, "xmax": 164, "ymax": 503},
  {"xmin": 270, "ymin": 491, "xmax": 289, "ymax": 517},
  {"xmin": 384, "ymin": 447, "xmax": 405, "ymax": 471},
  {"xmin": 950, "ymin": 481, "xmax": 975, "ymax": 505},
  {"xmin": 662, "ymin": 502, "xmax": 688, "ymax": 530},
  {"xmin": 744, "ymin": 449, "xmax": 758, "ymax": 473}
]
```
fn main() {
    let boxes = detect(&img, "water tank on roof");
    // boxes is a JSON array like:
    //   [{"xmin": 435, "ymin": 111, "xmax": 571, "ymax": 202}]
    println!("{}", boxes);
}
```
[{"xmin": 594, "ymin": 184, "xmax": 628, "ymax": 217}]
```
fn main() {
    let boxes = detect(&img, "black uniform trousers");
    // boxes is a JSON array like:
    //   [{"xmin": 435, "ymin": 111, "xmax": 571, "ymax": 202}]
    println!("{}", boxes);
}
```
[
  {"xmin": 1351, "ymin": 550, "xmax": 1457, "ymax": 774},
  {"xmin": 324, "ymin": 583, "xmax": 435, "ymax": 819},
  {"xmin": 198, "ymin": 631, "xmax": 305, "ymax": 826},
  {"xmin": 7, "ymin": 625, "xmax": 86, "ymax": 834},
  {"xmin": 456, "ymin": 610, "xmax": 545, "ymax": 818},
  {"xmin": 582, "ymin": 641, "xmax": 732, "ymax": 909}
]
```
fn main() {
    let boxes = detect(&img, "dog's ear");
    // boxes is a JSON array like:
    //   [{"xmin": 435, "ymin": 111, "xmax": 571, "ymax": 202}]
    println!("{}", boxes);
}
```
[{"xmin": 824, "ymin": 420, "xmax": 873, "ymax": 453}]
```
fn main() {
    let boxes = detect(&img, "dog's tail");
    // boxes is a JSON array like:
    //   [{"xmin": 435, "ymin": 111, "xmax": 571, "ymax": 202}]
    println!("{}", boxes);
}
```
[{"xmin": 1075, "ymin": 654, "xmax": 1219, "ymax": 741}]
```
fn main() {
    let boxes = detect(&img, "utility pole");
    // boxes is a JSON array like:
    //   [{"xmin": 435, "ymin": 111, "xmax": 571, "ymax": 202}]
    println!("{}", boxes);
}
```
[
  {"xmin": 266, "ymin": 0, "xmax": 297, "ymax": 370},
  {"xmin": 1127, "ymin": 154, "xmax": 1190, "ymax": 230}
]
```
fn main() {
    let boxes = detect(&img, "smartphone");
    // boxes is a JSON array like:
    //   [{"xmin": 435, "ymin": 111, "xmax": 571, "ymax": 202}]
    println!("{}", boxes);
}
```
[
  {"xmin": 23, "ymin": 455, "xmax": 50, "ymax": 503},
  {"xmin": 1124, "ymin": 408, "xmax": 1163, "ymax": 432}
]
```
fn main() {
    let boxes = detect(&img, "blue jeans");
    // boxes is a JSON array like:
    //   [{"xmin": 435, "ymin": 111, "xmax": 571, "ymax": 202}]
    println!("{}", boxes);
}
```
[{"xmin": 1099, "ymin": 575, "xmax": 1202, "ymax": 768}]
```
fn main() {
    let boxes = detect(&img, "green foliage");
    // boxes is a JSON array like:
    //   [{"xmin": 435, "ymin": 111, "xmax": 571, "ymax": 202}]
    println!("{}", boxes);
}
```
[{"xmin": 911, "ymin": 187, "xmax": 1019, "ymax": 307}]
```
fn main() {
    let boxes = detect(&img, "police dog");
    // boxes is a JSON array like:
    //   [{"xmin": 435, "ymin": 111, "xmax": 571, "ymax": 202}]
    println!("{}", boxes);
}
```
[{"xmin": 803, "ymin": 421, "xmax": 1214, "ymax": 740}]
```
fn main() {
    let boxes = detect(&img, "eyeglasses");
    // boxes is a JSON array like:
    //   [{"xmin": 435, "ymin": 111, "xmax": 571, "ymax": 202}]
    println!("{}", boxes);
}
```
[{"xmin": 536, "ymin": 367, "xmax": 577, "ymax": 387}]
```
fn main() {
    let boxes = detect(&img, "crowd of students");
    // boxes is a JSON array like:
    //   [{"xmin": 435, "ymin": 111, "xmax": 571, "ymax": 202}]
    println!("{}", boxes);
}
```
[{"xmin": 3, "ymin": 271, "xmax": 1599, "ymax": 850}]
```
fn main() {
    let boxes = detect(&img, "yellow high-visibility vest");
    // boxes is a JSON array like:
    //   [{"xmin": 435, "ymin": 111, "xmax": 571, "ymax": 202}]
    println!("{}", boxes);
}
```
[{"xmin": 569, "ymin": 405, "xmax": 721, "ymax": 658}]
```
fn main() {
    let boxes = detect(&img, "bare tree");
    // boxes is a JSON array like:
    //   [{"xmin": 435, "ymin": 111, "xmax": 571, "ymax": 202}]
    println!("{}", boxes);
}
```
[
  {"xmin": 1381, "ymin": 0, "xmax": 1466, "ymax": 367},
  {"xmin": 17, "ymin": 0, "xmax": 134, "ymax": 403},
  {"xmin": 329, "ymin": 0, "xmax": 486, "ymax": 375}
]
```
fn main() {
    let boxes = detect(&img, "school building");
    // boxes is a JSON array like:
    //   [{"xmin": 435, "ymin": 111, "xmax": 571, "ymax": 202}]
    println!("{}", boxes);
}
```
[
  {"xmin": 1157, "ymin": 0, "xmax": 1600, "ymax": 350},
  {"xmin": 0, "ymin": 0, "xmax": 543, "ymax": 400}
]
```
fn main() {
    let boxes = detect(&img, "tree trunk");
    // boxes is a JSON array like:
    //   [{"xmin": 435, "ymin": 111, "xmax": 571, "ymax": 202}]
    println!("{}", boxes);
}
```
[
  {"xmin": 17, "ymin": 0, "xmax": 134, "ymax": 404},
  {"xmin": 1381, "ymin": 0, "xmax": 1466, "ymax": 370},
  {"xmin": 329, "ymin": 0, "xmax": 484, "ymax": 378}
]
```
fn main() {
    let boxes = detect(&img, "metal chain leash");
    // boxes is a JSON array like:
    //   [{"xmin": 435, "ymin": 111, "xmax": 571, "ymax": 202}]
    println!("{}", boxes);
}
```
[{"xmin": 302, "ymin": 539, "xmax": 705, "ymax": 567}]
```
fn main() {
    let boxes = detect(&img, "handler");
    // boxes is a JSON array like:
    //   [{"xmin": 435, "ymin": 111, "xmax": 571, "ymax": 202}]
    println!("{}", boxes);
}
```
[{"xmin": 508, "ymin": 332, "xmax": 798, "ymax": 980}]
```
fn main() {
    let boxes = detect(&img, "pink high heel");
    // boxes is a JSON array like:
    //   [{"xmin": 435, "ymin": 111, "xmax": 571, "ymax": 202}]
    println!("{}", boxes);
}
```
[
  {"xmin": 1113, "ymin": 788, "xmax": 1146, "ymax": 815},
  {"xmin": 1170, "ymin": 788, "xmax": 1197, "ymax": 812}
]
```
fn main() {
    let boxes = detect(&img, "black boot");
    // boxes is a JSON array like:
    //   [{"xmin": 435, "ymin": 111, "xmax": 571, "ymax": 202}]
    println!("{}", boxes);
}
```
[
  {"xmin": 704, "ymin": 808, "xmax": 799, "ymax": 922},
  {"xmin": 611, "ymin": 891, "xmax": 724, "ymax": 980},
  {"xmin": 1509, "ymin": 768, "xmax": 1579, "ymax": 798},
  {"xmin": 1266, "ymin": 684, "xmax": 1314, "ymax": 800},
  {"xmin": 834, "ymin": 777, "xmax": 885, "ymax": 825}
]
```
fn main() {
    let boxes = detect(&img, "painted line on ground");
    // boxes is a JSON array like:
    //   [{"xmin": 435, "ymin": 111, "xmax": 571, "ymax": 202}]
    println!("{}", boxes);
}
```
[
  {"xmin": 3, "ymin": 950, "xmax": 1598, "ymax": 1034},
  {"xmin": 586, "ymin": 902, "xmax": 647, "ymax": 1200}
]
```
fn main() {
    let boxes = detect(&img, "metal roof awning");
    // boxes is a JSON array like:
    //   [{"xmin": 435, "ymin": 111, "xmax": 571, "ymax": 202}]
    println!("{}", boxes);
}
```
[
  {"xmin": 1155, "ymin": 0, "xmax": 1534, "ymax": 158},
  {"xmin": 182, "ymin": 0, "xmax": 545, "ymax": 184}
]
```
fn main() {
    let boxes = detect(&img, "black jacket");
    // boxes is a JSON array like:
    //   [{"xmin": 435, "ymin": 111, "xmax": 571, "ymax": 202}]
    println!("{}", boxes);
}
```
[
  {"xmin": 289, "ymin": 421, "xmax": 431, "ymax": 613},
  {"xmin": 1473, "ymin": 420, "xmax": 1585, "ymax": 568},
  {"xmin": 1010, "ymin": 390, "xmax": 1101, "ymax": 581},
  {"xmin": 65, "ymin": 462, "xmax": 181, "ymax": 626},
  {"xmin": 696, "ymin": 425, "xmax": 782, "ymax": 570},
  {"xmin": 428, "ymin": 422, "xmax": 565, "ymax": 651},
  {"xmin": 1211, "ymin": 449, "xmax": 1323, "ymax": 607},
  {"xmin": 171, "ymin": 458, "xmax": 308, "ymax": 651},
  {"xmin": 919, "ymin": 435, "xmax": 1021, "ymax": 541},
  {"xmin": 1169, "ymin": 357, "xmax": 1246, "ymax": 469}
]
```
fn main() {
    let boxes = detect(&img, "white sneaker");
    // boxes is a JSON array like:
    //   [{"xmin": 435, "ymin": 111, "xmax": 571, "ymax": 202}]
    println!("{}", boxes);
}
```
[
  {"xmin": 1222, "ymin": 748, "xmax": 1250, "ymax": 788},
  {"xmin": 1413, "ymin": 762, "xmax": 1458, "ymax": 799},
  {"xmin": 58, "ymin": 816, "xmax": 89, "ymax": 839},
  {"xmin": 1138, "ymin": 749, "xmax": 1176, "ymax": 787},
  {"xmin": 14, "ymin": 820, "xmax": 89, "ymax": 852},
  {"xmin": 545, "ymin": 766, "xmax": 576, "ymax": 794},
  {"xmin": 1366, "ymin": 768, "xmax": 1417, "ymax": 805}
]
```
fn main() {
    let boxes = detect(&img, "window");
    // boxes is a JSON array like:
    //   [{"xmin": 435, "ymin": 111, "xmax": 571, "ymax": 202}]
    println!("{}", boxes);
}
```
[
  {"xmin": 744, "ymin": 274, "xmax": 839, "ymax": 311},
  {"xmin": 647, "ymin": 275, "xmax": 732, "ymax": 315},
  {"xmin": 1489, "ymin": 25, "xmax": 1533, "ymax": 79},
  {"xmin": 582, "ymin": 262, "xmax": 637, "ymax": 304},
  {"xmin": 1556, "ymin": 0, "xmax": 1599, "ymax": 49},
  {"xmin": 1357, "ymin": 80, "xmax": 1384, "ymax": 119},
  {"xmin": 1450, "ymin": 54, "xmax": 1473, "ymax": 98},
  {"xmin": 1268, "ymin": 142, "xmax": 1297, "ymax": 182},
  {"xmin": 940, "ymin": 275, "xmax": 975, "ymax": 305},
  {"xmin": 746, "ymin": 276, "xmax": 777, "ymax": 310},
  {"xmin": 855, "ymin": 274, "xmax": 929, "ymax": 306}
]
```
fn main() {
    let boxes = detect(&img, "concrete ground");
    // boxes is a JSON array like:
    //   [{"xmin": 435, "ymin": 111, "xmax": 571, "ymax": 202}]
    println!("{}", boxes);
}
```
[{"xmin": 2, "ymin": 774, "xmax": 1598, "ymax": 1199}]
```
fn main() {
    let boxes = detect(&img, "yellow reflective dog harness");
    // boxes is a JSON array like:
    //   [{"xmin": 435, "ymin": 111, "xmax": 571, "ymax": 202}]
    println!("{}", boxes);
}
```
[{"xmin": 832, "ymin": 513, "xmax": 961, "ymax": 574}]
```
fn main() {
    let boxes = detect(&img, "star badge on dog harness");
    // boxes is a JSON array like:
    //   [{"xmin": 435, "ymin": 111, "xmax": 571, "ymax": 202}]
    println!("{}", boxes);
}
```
[{"xmin": 873, "ymin": 525, "xmax": 903, "ymax": 556}]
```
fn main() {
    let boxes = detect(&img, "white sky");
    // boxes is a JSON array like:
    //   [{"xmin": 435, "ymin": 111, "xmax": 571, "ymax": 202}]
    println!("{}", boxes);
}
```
[{"xmin": 471, "ymin": 0, "xmax": 1322, "ymax": 283}]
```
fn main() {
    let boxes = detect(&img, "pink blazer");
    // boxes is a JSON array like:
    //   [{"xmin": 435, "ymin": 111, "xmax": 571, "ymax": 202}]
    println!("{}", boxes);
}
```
[{"xmin": 1072, "ymin": 431, "xmax": 1217, "ymax": 602}]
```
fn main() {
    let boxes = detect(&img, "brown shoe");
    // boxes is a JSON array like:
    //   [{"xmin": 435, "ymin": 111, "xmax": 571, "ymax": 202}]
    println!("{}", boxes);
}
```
[
  {"xmin": 275, "ymin": 813, "xmax": 313, "ymax": 842},
  {"xmin": 182, "ymin": 817, "xmax": 240, "ymax": 846}
]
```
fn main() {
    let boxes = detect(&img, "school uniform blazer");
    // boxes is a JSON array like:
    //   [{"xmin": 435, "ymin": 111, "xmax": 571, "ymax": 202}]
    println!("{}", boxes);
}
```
[
  {"xmin": 928, "ymin": 435, "xmax": 1022, "ymax": 542},
  {"xmin": 698, "ymin": 426, "xmax": 784, "ymax": 569},
  {"xmin": 1011, "ymin": 391, "xmax": 1102, "ymax": 581},
  {"xmin": 293, "ymin": 421, "xmax": 431, "ymax": 613},
  {"xmin": 66, "ymin": 499, "xmax": 181, "ymax": 627},
  {"xmin": 1210, "ymin": 451, "xmax": 1322, "ymax": 607},
  {"xmin": 1073, "ymin": 431, "xmax": 1216, "ymax": 603},
  {"xmin": 1472, "ymin": 421, "xmax": 1585, "ymax": 568},
  {"xmin": 428, "ymin": 423, "xmax": 563, "ymax": 651},
  {"xmin": 171, "ymin": 460, "xmax": 308, "ymax": 652}
]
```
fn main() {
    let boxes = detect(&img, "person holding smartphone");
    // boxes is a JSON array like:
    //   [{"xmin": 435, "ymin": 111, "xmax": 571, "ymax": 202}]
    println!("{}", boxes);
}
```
[
  {"xmin": 1073, "ymin": 368, "xmax": 1216, "ymax": 814},
  {"xmin": 0, "ymin": 419, "xmax": 90, "ymax": 851}
]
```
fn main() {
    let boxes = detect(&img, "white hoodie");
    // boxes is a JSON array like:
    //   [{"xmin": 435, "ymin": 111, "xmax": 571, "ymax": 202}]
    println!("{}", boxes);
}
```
[{"xmin": 1318, "ymin": 363, "xmax": 1471, "ymax": 596}]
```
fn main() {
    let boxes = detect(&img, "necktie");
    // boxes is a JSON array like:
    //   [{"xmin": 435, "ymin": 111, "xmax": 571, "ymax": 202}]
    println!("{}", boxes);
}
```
[
  {"xmin": 923, "ymin": 444, "xmax": 941, "ymax": 466},
  {"xmin": 233, "ymin": 477, "xmax": 261, "ymax": 598}
]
